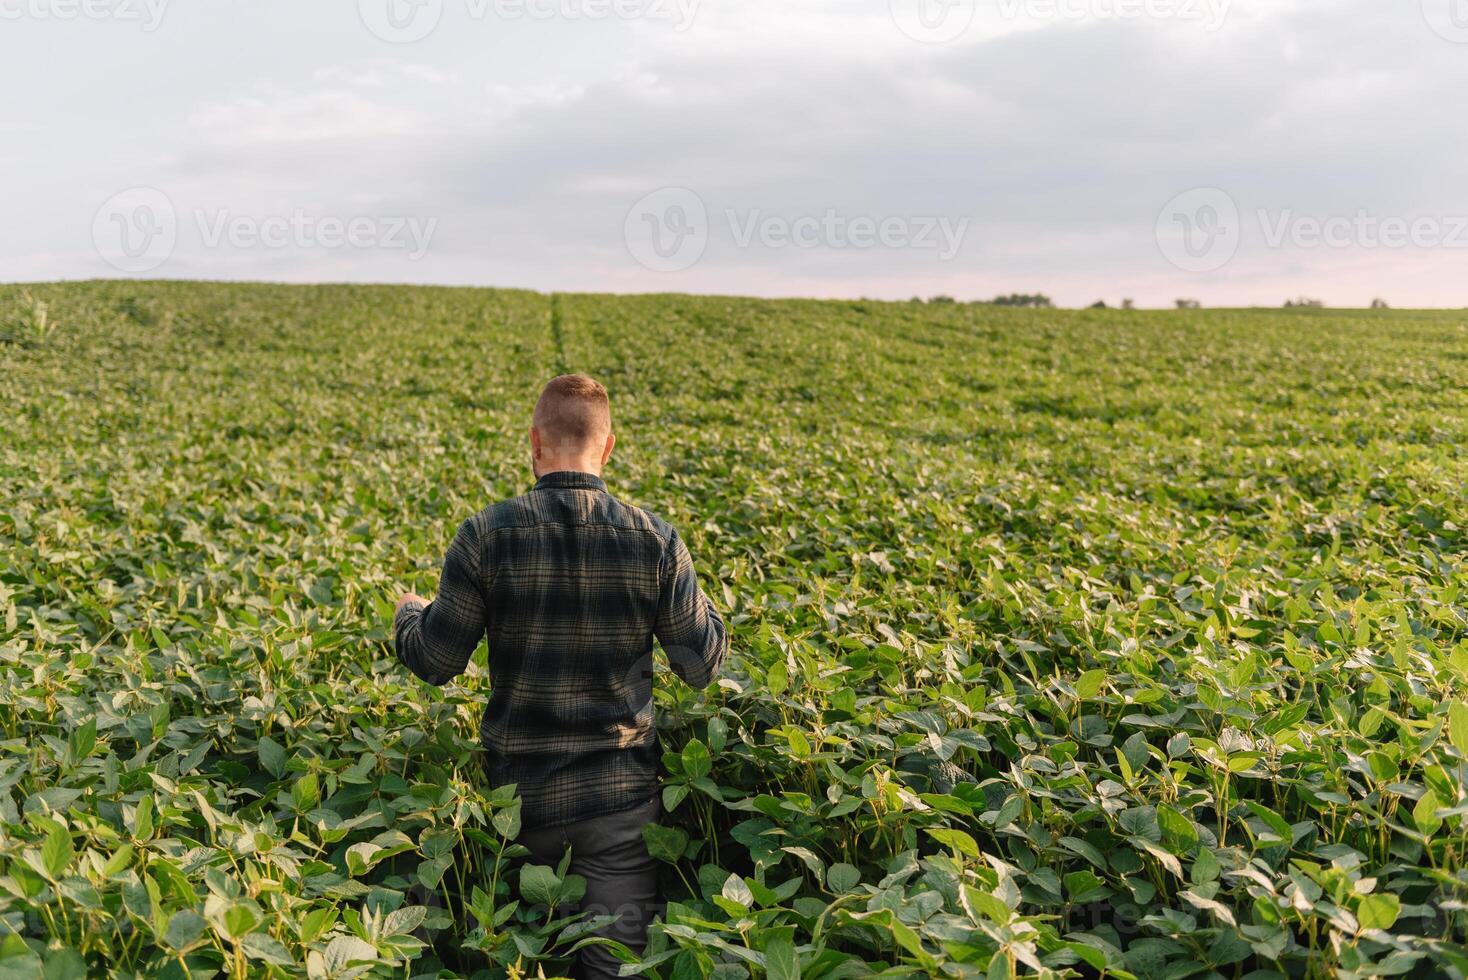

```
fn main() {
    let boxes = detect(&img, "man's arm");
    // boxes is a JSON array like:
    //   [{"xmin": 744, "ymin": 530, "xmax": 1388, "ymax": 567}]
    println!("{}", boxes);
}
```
[
  {"xmin": 394, "ymin": 519, "xmax": 487, "ymax": 686},
  {"xmin": 654, "ymin": 529, "xmax": 728, "ymax": 688}
]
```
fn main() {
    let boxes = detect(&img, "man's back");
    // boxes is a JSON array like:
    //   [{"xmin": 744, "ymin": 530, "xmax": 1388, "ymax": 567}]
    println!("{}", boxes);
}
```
[
  {"xmin": 392, "ymin": 374, "xmax": 726, "ymax": 977},
  {"xmin": 394, "ymin": 470, "xmax": 728, "ymax": 827}
]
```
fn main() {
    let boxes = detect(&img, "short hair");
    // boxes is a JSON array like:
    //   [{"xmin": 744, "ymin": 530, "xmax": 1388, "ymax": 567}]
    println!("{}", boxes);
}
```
[{"xmin": 533, "ymin": 374, "xmax": 612, "ymax": 453}]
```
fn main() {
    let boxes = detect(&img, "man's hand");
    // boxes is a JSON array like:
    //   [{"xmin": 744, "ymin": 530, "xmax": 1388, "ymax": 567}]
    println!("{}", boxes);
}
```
[{"xmin": 396, "ymin": 592, "xmax": 427, "ymax": 615}]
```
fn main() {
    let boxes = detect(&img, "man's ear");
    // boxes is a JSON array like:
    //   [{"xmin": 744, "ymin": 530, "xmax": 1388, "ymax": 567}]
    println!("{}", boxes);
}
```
[
  {"xmin": 529, "ymin": 425, "xmax": 541, "ymax": 459},
  {"xmin": 601, "ymin": 431, "xmax": 616, "ymax": 466}
]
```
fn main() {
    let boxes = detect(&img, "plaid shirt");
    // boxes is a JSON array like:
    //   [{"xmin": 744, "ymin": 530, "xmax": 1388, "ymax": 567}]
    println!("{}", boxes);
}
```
[{"xmin": 394, "ymin": 470, "xmax": 728, "ymax": 827}]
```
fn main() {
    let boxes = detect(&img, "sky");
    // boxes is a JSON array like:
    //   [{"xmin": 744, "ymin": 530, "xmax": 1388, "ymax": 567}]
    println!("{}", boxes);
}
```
[{"xmin": 3, "ymin": 0, "xmax": 1467, "ymax": 308}]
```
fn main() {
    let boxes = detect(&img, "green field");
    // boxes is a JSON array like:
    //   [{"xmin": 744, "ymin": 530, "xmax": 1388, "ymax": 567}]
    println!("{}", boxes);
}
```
[{"xmin": 3, "ymin": 281, "xmax": 1468, "ymax": 979}]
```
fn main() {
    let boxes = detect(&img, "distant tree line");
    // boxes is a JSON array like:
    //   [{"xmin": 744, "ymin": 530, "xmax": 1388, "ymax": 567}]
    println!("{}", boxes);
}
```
[
  {"xmin": 987, "ymin": 294, "xmax": 1054, "ymax": 308},
  {"xmin": 902, "ymin": 295, "xmax": 1396, "ymax": 310},
  {"xmin": 912, "ymin": 294, "xmax": 1054, "ymax": 308}
]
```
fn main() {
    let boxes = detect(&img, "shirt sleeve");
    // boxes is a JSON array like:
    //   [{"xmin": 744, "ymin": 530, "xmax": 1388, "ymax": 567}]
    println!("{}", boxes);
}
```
[
  {"xmin": 653, "ymin": 528, "xmax": 729, "ymax": 689},
  {"xmin": 394, "ymin": 519, "xmax": 487, "ymax": 686}
]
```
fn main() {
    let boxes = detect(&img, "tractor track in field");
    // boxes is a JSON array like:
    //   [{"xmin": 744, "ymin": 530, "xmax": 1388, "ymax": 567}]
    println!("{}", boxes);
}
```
[{"xmin": 549, "ymin": 292, "xmax": 569, "ymax": 375}]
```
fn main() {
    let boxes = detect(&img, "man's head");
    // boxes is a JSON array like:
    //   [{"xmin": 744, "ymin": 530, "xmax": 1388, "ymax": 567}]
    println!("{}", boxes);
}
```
[{"xmin": 531, "ymin": 374, "xmax": 615, "ymax": 477}]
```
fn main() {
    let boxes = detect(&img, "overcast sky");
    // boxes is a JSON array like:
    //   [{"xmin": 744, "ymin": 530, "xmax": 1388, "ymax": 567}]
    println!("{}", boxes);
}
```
[{"xmin": 3, "ymin": 0, "xmax": 1466, "ymax": 307}]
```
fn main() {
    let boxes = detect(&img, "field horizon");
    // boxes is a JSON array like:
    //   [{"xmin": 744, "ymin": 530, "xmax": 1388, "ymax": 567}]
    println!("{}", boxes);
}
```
[{"xmin": 7, "ymin": 279, "xmax": 1466, "ymax": 313}]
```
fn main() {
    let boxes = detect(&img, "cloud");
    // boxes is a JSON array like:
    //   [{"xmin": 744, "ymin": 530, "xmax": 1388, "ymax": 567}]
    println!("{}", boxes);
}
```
[
  {"xmin": 192, "ymin": 87, "xmax": 420, "ymax": 145},
  {"xmin": 10, "ymin": 0, "xmax": 1468, "ymax": 305}
]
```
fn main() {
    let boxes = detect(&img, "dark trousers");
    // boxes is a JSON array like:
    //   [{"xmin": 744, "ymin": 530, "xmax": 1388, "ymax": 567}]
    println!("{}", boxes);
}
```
[{"xmin": 517, "ymin": 795, "xmax": 663, "ymax": 980}]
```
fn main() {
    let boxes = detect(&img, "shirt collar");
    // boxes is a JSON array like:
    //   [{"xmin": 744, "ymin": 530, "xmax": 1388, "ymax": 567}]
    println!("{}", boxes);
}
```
[{"xmin": 533, "ymin": 470, "xmax": 608, "ymax": 493}]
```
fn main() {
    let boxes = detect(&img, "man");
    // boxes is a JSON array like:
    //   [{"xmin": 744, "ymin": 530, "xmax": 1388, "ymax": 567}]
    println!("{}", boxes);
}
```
[{"xmin": 393, "ymin": 374, "xmax": 728, "ymax": 979}]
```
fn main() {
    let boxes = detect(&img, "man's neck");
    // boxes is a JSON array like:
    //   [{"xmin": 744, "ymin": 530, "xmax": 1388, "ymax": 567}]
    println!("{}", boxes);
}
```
[{"xmin": 535, "ymin": 462, "xmax": 603, "ymax": 479}]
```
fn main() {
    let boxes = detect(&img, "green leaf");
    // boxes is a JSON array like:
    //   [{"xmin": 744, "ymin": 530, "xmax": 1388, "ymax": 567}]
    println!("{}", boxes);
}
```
[
  {"xmin": 492, "ymin": 802, "xmax": 521, "ymax": 839},
  {"xmin": 1244, "ymin": 801, "xmax": 1293, "ymax": 843},
  {"xmin": 662, "ymin": 783, "xmax": 689, "ymax": 813},
  {"xmin": 1157, "ymin": 804, "xmax": 1199, "ymax": 852},
  {"xmin": 323, "ymin": 935, "xmax": 377, "ymax": 973},
  {"xmin": 767, "ymin": 661, "xmax": 788, "ymax": 697},
  {"xmin": 417, "ymin": 854, "xmax": 452, "ymax": 889},
  {"xmin": 102, "ymin": 844, "xmax": 134, "ymax": 878},
  {"xmin": 68, "ymin": 718, "xmax": 97, "ymax": 765},
  {"xmin": 691, "ymin": 776, "xmax": 724, "ymax": 801},
  {"xmin": 240, "ymin": 933, "xmax": 294, "ymax": 967},
  {"xmin": 643, "ymin": 823, "xmax": 689, "ymax": 864},
  {"xmin": 764, "ymin": 935, "xmax": 799, "ymax": 980},
  {"xmin": 827, "ymin": 863, "xmax": 860, "ymax": 892},
  {"xmin": 520, "ymin": 864, "xmax": 562, "ymax": 907},
  {"xmin": 1057, "ymin": 941, "xmax": 1107, "ymax": 971},
  {"xmin": 221, "ymin": 904, "xmax": 260, "ymax": 939},
  {"xmin": 1357, "ymin": 893, "xmax": 1400, "ymax": 931},
  {"xmin": 291, "ymin": 773, "xmax": 319, "ymax": 812},
  {"xmin": 1075, "ymin": 669, "xmax": 1106, "ymax": 700},
  {"xmin": 707, "ymin": 717, "xmax": 728, "ymax": 753},
  {"xmin": 991, "ymin": 796, "xmax": 1024, "ymax": 829},
  {"xmin": 1447, "ymin": 702, "xmax": 1468, "ymax": 756},
  {"xmin": 1226, "ymin": 752, "xmax": 1262, "ymax": 773},
  {"xmin": 681, "ymin": 739, "xmax": 711, "ymax": 780},
  {"xmin": 1365, "ymin": 751, "xmax": 1397, "ymax": 783},
  {"xmin": 382, "ymin": 906, "xmax": 427, "ymax": 936},
  {"xmin": 887, "ymin": 916, "xmax": 927, "ymax": 959},
  {"xmin": 131, "ymin": 796, "xmax": 154, "ymax": 841},
  {"xmin": 783, "ymin": 727, "xmax": 812, "ymax": 759},
  {"xmin": 926, "ymin": 828, "xmax": 980, "ymax": 859},
  {"xmin": 0, "ymin": 934, "xmax": 42, "ymax": 975},
  {"xmin": 1132, "ymin": 837, "xmax": 1183, "ymax": 878},
  {"xmin": 42, "ymin": 946, "xmax": 87, "ymax": 980},
  {"xmin": 781, "ymin": 846, "xmax": 824, "ymax": 879},
  {"xmin": 1413, "ymin": 790, "xmax": 1442, "ymax": 836},
  {"xmin": 40, "ymin": 827, "xmax": 74, "ymax": 879},
  {"xmin": 162, "ymin": 911, "xmax": 208, "ymax": 951},
  {"xmin": 1115, "ymin": 747, "xmax": 1134, "ymax": 783},
  {"xmin": 1065, "ymin": 870, "xmax": 1107, "ymax": 902},
  {"xmin": 559, "ymin": 871, "xmax": 587, "ymax": 906},
  {"xmin": 670, "ymin": 949, "xmax": 704, "ymax": 980},
  {"xmin": 257, "ymin": 736, "xmax": 287, "ymax": 780},
  {"xmin": 721, "ymin": 873, "xmax": 754, "ymax": 908},
  {"xmin": 961, "ymin": 885, "xmax": 1012, "ymax": 924},
  {"xmin": 1057, "ymin": 836, "xmax": 1107, "ymax": 870},
  {"xmin": 299, "ymin": 907, "xmax": 338, "ymax": 944},
  {"xmin": 345, "ymin": 843, "xmax": 379, "ymax": 876}
]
